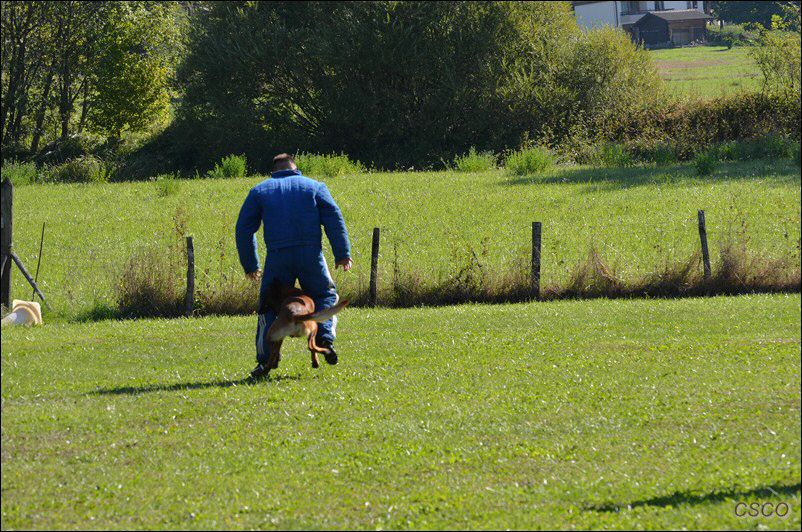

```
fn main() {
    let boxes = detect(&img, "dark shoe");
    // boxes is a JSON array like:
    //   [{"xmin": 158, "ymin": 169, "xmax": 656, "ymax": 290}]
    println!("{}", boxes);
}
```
[
  {"xmin": 318, "ymin": 340, "xmax": 338, "ymax": 365},
  {"xmin": 250, "ymin": 363, "xmax": 271, "ymax": 379}
]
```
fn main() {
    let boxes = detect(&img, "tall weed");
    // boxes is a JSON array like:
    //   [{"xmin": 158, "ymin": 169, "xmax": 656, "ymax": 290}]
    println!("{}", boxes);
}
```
[
  {"xmin": 295, "ymin": 153, "xmax": 364, "ymax": 178},
  {"xmin": 452, "ymin": 147, "xmax": 496, "ymax": 172},
  {"xmin": 206, "ymin": 154, "xmax": 247, "ymax": 179},
  {"xmin": 505, "ymin": 146, "xmax": 553, "ymax": 176},
  {"xmin": 693, "ymin": 151, "xmax": 718, "ymax": 176},
  {"xmin": 1, "ymin": 160, "xmax": 45, "ymax": 185},
  {"xmin": 117, "ymin": 208, "xmax": 189, "ymax": 318},
  {"xmin": 595, "ymin": 143, "xmax": 634, "ymax": 167},
  {"xmin": 153, "ymin": 173, "xmax": 181, "ymax": 197}
]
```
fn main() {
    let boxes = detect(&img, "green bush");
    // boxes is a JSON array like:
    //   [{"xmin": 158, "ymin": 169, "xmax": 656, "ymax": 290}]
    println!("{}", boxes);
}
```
[
  {"xmin": 750, "ymin": 29, "xmax": 801, "ymax": 96},
  {"xmin": 707, "ymin": 24, "xmax": 759, "ymax": 48},
  {"xmin": 452, "ymin": 147, "xmax": 496, "ymax": 172},
  {"xmin": 693, "ymin": 151, "xmax": 718, "ymax": 176},
  {"xmin": 713, "ymin": 140, "xmax": 740, "ymax": 161},
  {"xmin": 505, "ymin": 146, "xmax": 553, "ymax": 176},
  {"xmin": 1, "ymin": 160, "xmax": 45, "ymax": 185},
  {"xmin": 595, "ymin": 143, "xmax": 634, "ymax": 167},
  {"xmin": 712, "ymin": 135, "xmax": 799, "ymax": 161},
  {"xmin": 558, "ymin": 26, "xmax": 665, "ymax": 141},
  {"xmin": 51, "ymin": 155, "xmax": 112, "ymax": 183},
  {"xmin": 625, "ymin": 91, "xmax": 801, "ymax": 160},
  {"xmin": 206, "ymin": 154, "xmax": 247, "ymax": 179},
  {"xmin": 153, "ymin": 173, "xmax": 181, "ymax": 197},
  {"xmin": 745, "ymin": 134, "xmax": 798, "ymax": 159},
  {"xmin": 295, "ymin": 153, "xmax": 364, "ymax": 178},
  {"xmin": 630, "ymin": 141, "xmax": 677, "ymax": 166},
  {"xmin": 36, "ymin": 133, "xmax": 104, "ymax": 166}
]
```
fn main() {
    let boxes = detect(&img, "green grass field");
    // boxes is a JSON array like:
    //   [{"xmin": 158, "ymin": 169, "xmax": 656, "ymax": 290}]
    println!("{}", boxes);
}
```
[
  {"xmin": 2, "ymin": 294, "xmax": 799, "ymax": 529},
  {"xmin": 6, "ymin": 158, "xmax": 801, "ymax": 319},
  {"xmin": 650, "ymin": 45, "xmax": 761, "ymax": 99}
]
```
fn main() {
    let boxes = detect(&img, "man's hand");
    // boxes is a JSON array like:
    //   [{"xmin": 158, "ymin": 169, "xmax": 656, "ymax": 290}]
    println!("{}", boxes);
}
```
[
  {"xmin": 336, "ymin": 258, "xmax": 353, "ymax": 272},
  {"xmin": 246, "ymin": 269, "xmax": 262, "ymax": 282}
]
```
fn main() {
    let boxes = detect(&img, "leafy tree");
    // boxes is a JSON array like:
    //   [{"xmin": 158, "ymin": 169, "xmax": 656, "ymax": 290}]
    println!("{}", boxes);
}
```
[
  {"xmin": 0, "ymin": 1, "xmax": 54, "ymax": 148},
  {"xmin": 174, "ymin": 1, "xmax": 663, "ymax": 170},
  {"xmin": 1, "ymin": 1, "xmax": 186, "ymax": 158},
  {"xmin": 711, "ymin": 1, "xmax": 801, "ymax": 29},
  {"xmin": 88, "ymin": 2, "xmax": 184, "ymax": 142},
  {"xmin": 750, "ymin": 6, "xmax": 802, "ymax": 96},
  {"xmin": 49, "ymin": 1, "xmax": 108, "ymax": 141}
]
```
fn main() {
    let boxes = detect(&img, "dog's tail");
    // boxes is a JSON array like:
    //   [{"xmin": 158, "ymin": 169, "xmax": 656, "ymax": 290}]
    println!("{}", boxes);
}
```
[{"xmin": 293, "ymin": 300, "xmax": 349, "ymax": 323}]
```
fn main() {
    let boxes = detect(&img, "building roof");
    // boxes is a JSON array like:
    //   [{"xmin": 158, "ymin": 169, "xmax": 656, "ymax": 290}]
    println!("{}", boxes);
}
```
[{"xmin": 640, "ymin": 9, "xmax": 713, "ymax": 22}]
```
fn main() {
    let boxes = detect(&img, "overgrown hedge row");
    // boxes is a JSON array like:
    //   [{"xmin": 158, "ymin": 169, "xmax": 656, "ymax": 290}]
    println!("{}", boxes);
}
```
[
  {"xmin": 603, "ymin": 91, "xmax": 801, "ymax": 160},
  {"xmin": 3, "ymin": 89, "xmax": 799, "ymax": 184}
]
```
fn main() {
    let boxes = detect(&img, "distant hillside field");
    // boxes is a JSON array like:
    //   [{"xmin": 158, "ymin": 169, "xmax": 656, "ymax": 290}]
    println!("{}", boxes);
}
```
[
  {"xmin": 7, "ymin": 159, "xmax": 800, "ymax": 319},
  {"xmin": 650, "ymin": 45, "xmax": 761, "ymax": 98}
]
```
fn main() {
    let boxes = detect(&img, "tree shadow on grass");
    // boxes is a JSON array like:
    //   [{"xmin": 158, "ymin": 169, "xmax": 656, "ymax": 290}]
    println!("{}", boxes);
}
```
[
  {"xmin": 502, "ymin": 159, "xmax": 799, "ymax": 190},
  {"xmin": 585, "ymin": 482, "xmax": 801, "ymax": 513},
  {"xmin": 90, "ymin": 374, "xmax": 302, "ymax": 396}
]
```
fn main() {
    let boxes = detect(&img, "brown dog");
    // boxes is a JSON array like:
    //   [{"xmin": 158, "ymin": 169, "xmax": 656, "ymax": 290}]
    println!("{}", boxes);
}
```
[{"xmin": 260, "ymin": 279, "xmax": 349, "ymax": 372}]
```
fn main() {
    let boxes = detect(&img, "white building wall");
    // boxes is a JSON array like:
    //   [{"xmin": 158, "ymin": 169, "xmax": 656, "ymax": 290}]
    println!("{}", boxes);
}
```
[
  {"xmin": 573, "ymin": 1, "xmax": 706, "ymax": 30},
  {"xmin": 574, "ymin": 1, "xmax": 618, "ymax": 29},
  {"xmin": 663, "ymin": 1, "xmax": 705, "ymax": 12}
]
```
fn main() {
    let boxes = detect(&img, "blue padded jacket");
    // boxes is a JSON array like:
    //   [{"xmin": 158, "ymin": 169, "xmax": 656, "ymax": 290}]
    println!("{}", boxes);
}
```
[{"xmin": 235, "ymin": 169, "xmax": 351, "ymax": 274}]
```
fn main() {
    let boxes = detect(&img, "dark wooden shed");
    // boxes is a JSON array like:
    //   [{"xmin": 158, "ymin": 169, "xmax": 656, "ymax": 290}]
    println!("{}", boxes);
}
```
[{"xmin": 633, "ymin": 9, "xmax": 712, "ymax": 47}]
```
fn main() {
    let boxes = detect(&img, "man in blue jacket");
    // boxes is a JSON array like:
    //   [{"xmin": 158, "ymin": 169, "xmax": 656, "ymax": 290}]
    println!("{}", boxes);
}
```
[{"xmin": 236, "ymin": 153, "xmax": 352, "ymax": 379}]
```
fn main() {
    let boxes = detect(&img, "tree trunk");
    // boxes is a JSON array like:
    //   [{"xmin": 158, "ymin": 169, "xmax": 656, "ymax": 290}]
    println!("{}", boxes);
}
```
[
  {"xmin": 10, "ymin": 90, "xmax": 29, "ymax": 145},
  {"xmin": 58, "ymin": 2, "xmax": 73, "ymax": 141},
  {"xmin": 0, "ymin": 11, "xmax": 19, "ymax": 146},
  {"xmin": 78, "ymin": 80, "xmax": 90, "ymax": 133},
  {"xmin": 30, "ymin": 66, "xmax": 55, "ymax": 154},
  {"xmin": 59, "ymin": 64, "xmax": 71, "ymax": 141},
  {"xmin": 2, "ymin": 43, "xmax": 24, "ymax": 145}
]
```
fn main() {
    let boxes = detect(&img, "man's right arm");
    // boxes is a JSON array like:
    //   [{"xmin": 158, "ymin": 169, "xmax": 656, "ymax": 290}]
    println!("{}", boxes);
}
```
[
  {"xmin": 235, "ymin": 189, "xmax": 262, "ymax": 274},
  {"xmin": 316, "ymin": 182, "xmax": 351, "ymax": 264}
]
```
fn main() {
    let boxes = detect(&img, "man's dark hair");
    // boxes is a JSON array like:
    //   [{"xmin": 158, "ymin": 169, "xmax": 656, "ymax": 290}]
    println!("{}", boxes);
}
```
[{"xmin": 272, "ymin": 153, "xmax": 296, "ymax": 172}]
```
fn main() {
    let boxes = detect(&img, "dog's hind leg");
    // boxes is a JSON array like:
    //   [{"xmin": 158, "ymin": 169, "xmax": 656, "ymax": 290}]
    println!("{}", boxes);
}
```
[{"xmin": 307, "ymin": 323, "xmax": 321, "ymax": 368}]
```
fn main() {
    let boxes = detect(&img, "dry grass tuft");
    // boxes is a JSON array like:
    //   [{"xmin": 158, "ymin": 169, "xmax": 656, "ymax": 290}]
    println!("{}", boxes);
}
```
[{"xmin": 112, "ymin": 230, "xmax": 800, "ymax": 319}]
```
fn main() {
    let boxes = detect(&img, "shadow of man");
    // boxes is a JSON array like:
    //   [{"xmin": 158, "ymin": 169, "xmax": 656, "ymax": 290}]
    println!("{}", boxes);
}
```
[{"xmin": 91, "ymin": 373, "xmax": 302, "ymax": 396}]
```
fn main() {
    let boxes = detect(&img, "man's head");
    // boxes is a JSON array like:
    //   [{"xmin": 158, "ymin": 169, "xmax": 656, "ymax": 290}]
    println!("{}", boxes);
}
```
[{"xmin": 272, "ymin": 153, "xmax": 297, "ymax": 172}]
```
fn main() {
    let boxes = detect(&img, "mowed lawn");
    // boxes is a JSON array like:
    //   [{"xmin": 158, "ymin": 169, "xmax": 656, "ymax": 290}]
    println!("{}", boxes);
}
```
[
  {"xmin": 650, "ymin": 45, "xmax": 761, "ymax": 98},
  {"xmin": 8, "ymin": 158, "xmax": 801, "ymax": 319},
  {"xmin": 2, "ymin": 294, "xmax": 800, "ymax": 529}
]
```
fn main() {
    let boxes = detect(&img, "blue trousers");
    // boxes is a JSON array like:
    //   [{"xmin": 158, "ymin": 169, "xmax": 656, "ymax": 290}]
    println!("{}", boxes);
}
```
[{"xmin": 255, "ymin": 246, "xmax": 338, "ymax": 364}]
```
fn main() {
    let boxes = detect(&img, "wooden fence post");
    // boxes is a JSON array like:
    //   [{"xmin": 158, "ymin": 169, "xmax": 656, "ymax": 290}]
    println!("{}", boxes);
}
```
[
  {"xmin": 697, "ymin": 210, "xmax": 711, "ymax": 281},
  {"xmin": 1, "ymin": 178, "xmax": 12, "ymax": 308},
  {"xmin": 531, "ymin": 221, "xmax": 542, "ymax": 300},
  {"xmin": 185, "ymin": 235, "xmax": 195, "ymax": 317},
  {"xmin": 369, "ymin": 227, "xmax": 380, "ymax": 307}
]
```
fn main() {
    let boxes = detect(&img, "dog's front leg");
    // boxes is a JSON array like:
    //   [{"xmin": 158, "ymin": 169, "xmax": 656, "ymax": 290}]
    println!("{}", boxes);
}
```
[{"xmin": 266, "ymin": 339, "xmax": 283, "ymax": 369}]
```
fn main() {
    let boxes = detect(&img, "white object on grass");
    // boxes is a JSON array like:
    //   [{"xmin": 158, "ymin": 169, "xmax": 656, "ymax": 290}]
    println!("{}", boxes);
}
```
[{"xmin": 1, "ymin": 299, "xmax": 43, "ymax": 326}]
